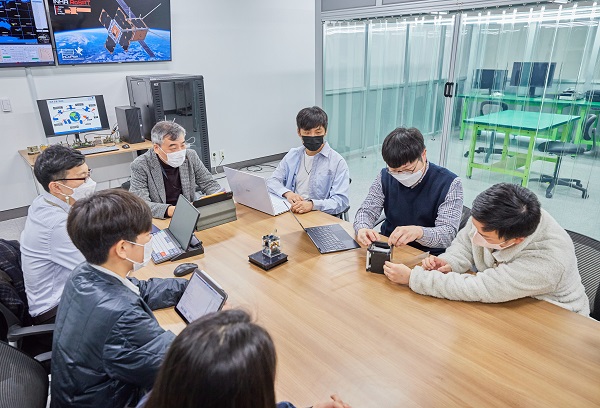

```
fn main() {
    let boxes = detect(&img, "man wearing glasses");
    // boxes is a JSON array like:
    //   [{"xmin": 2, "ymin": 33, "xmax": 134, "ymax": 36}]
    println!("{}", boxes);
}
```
[
  {"xmin": 353, "ymin": 127, "xmax": 463, "ymax": 256},
  {"xmin": 20, "ymin": 145, "xmax": 95, "ymax": 324},
  {"xmin": 129, "ymin": 121, "xmax": 222, "ymax": 219}
]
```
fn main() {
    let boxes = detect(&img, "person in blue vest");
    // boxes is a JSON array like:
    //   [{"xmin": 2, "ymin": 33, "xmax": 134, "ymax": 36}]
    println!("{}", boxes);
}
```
[{"xmin": 353, "ymin": 127, "xmax": 463, "ymax": 256}]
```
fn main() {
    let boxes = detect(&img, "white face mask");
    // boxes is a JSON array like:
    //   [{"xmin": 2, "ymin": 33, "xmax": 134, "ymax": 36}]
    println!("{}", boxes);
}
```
[
  {"xmin": 391, "ymin": 170, "xmax": 424, "ymax": 187},
  {"xmin": 471, "ymin": 231, "xmax": 514, "ymax": 251},
  {"xmin": 57, "ymin": 178, "xmax": 97, "ymax": 203},
  {"xmin": 125, "ymin": 238, "xmax": 153, "ymax": 273},
  {"xmin": 159, "ymin": 146, "xmax": 186, "ymax": 168}
]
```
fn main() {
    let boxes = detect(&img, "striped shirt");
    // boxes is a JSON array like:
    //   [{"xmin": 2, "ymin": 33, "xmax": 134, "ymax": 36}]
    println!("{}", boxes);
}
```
[{"xmin": 353, "ymin": 163, "xmax": 464, "ymax": 248}]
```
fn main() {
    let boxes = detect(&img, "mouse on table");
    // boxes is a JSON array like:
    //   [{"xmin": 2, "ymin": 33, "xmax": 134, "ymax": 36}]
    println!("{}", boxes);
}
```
[
  {"xmin": 122, "ymin": 144, "xmax": 130, "ymax": 149},
  {"xmin": 173, "ymin": 262, "xmax": 198, "ymax": 277}
]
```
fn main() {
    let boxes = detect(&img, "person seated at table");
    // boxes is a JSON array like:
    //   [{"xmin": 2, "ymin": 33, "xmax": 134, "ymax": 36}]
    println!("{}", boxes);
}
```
[
  {"xmin": 51, "ymin": 189, "xmax": 188, "ymax": 407},
  {"xmin": 130, "ymin": 121, "xmax": 222, "ymax": 219},
  {"xmin": 353, "ymin": 127, "xmax": 463, "ymax": 256},
  {"xmin": 21, "ymin": 145, "xmax": 95, "ymax": 325},
  {"xmin": 267, "ymin": 106, "xmax": 350, "ymax": 215},
  {"xmin": 137, "ymin": 309, "xmax": 351, "ymax": 408},
  {"xmin": 382, "ymin": 183, "xmax": 590, "ymax": 316}
]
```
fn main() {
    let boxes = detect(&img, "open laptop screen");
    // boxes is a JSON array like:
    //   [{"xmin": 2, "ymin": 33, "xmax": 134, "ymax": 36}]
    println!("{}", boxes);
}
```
[{"xmin": 169, "ymin": 195, "xmax": 201, "ymax": 250}]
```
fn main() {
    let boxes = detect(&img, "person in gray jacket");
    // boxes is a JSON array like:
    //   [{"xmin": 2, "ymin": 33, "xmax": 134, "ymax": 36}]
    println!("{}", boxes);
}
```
[
  {"xmin": 382, "ymin": 183, "xmax": 590, "ymax": 316},
  {"xmin": 130, "ymin": 121, "xmax": 222, "ymax": 219},
  {"xmin": 51, "ymin": 189, "xmax": 188, "ymax": 408}
]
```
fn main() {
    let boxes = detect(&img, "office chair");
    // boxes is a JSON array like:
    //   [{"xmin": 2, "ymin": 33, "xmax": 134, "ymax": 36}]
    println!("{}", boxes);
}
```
[
  {"xmin": 0, "ymin": 341, "xmax": 49, "ymax": 408},
  {"xmin": 335, "ymin": 178, "xmax": 352, "ymax": 222},
  {"xmin": 531, "ymin": 114, "xmax": 597, "ymax": 199},
  {"xmin": 121, "ymin": 180, "xmax": 131, "ymax": 190},
  {"xmin": 565, "ymin": 230, "xmax": 600, "ymax": 321},
  {"xmin": 463, "ymin": 101, "xmax": 509, "ymax": 163}
]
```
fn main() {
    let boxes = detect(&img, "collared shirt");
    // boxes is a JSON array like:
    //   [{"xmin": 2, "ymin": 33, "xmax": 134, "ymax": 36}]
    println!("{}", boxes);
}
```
[
  {"xmin": 353, "ymin": 167, "xmax": 464, "ymax": 249},
  {"xmin": 20, "ymin": 191, "xmax": 86, "ymax": 317},
  {"xmin": 266, "ymin": 142, "xmax": 350, "ymax": 215},
  {"xmin": 89, "ymin": 264, "xmax": 141, "ymax": 296}
]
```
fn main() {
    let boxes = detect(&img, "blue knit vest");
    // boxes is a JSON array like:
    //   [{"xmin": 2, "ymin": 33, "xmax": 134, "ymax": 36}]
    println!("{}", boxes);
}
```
[{"xmin": 381, "ymin": 162, "xmax": 457, "ymax": 255}]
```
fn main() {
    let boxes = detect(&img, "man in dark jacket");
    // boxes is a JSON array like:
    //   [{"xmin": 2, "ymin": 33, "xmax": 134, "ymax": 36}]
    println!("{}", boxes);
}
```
[{"xmin": 51, "ymin": 189, "xmax": 188, "ymax": 408}]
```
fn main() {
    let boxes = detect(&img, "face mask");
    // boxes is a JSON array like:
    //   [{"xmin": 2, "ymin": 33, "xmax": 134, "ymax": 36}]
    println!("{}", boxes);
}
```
[
  {"xmin": 391, "ymin": 170, "xmax": 424, "ymax": 188},
  {"xmin": 302, "ymin": 136, "xmax": 324, "ymax": 152},
  {"xmin": 159, "ymin": 147, "xmax": 186, "ymax": 168},
  {"xmin": 471, "ymin": 231, "xmax": 514, "ymax": 251},
  {"xmin": 125, "ymin": 238, "xmax": 153, "ymax": 273},
  {"xmin": 57, "ymin": 178, "xmax": 97, "ymax": 203}
]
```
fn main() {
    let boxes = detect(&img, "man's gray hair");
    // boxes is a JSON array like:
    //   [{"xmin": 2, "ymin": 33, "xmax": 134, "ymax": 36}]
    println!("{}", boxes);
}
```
[{"xmin": 150, "ymin": 121, "xmax": 186, "ymax": 145}]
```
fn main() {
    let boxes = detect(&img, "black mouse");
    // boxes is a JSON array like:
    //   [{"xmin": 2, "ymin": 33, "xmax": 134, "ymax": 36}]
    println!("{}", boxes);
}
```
[
  {"xmin": 122, "ymin": 144, "xmax": 130, "ymax": 149},
  {"xmin": 173, "ymin": 262, "xmax": 198, "ymax": 277}
]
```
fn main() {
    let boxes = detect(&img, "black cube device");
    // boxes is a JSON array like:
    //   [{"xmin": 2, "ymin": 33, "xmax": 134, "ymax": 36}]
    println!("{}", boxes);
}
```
[
  {"xmin": 366, "ymin": 241, "xmax": 392, "ymax": 274},
  {"xmin": 115, "ymin": 106, "xmax": 144, "ymax": 144}
]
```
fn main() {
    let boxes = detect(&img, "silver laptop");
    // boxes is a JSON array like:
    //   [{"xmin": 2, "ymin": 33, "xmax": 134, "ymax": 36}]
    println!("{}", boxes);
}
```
[{"xmin": 223, "ymin": 167, "xmax": 288, "ymax": 216}]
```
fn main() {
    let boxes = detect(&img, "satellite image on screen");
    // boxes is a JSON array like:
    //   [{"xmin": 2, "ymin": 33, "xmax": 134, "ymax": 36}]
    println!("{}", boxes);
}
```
[{"xmin": 47, "ymin": 0, "xmax": 171, "ymax": 65}]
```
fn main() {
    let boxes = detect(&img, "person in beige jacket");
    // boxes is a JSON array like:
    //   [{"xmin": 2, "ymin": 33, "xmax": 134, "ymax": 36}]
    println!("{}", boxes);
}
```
[{"xmin": 383, "ymin": 183, "xmax": 590, "ymax": 316}]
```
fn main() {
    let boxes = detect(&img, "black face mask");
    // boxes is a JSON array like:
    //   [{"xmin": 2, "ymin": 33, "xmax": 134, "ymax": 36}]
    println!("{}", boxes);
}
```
[{"xmin": 302, "ymin": 136, "xmax": 324, "ymax": 152}]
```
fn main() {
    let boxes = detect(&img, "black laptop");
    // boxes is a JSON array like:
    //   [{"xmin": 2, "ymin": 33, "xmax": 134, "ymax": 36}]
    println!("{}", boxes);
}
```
[{"xmin": 287, "ymin": 208, "xmax": 360, "ymax": 254}]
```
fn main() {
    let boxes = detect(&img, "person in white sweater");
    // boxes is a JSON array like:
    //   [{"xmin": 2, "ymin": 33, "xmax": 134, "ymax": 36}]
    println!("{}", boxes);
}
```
[{"xmin": 382, "ymin": 183, "xmax": 590, "ymax": 316}]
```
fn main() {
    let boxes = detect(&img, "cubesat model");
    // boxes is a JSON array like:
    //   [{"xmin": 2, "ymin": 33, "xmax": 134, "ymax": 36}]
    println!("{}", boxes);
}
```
[{"xmin": 99, "ymin": 0, "xmax": 160, "ymax": 57}]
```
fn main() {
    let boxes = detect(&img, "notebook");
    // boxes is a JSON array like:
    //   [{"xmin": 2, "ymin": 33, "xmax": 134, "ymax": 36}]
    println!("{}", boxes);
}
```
[
  {"xmin": 223, "ymin": 167, "xmax": 288, "ymax": 216},
  {"xmin": 287, "ymin": 207, "xmax": 361, "ymax": 254},
  {"xmin": 151, "ymin": 195, "xmax": 201, "ymax": 264}
]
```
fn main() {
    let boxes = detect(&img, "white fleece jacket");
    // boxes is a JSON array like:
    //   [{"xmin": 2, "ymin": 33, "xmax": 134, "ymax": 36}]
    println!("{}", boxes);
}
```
[{"xmin": 409, "ymin": 209, "xmax": 590, "ymax": 316}]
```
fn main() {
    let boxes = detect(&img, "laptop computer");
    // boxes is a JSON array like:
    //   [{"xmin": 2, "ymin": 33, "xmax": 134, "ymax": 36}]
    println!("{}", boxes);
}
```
[
  {"xmin": 175, "ymin": 269, "xmax": 227, "ymax": 324},
  {"xmin": 151, "ymin": 195, "xmax": 202, "ymax": 264},
  {"xmin": 287, "ymin": 207, "xmax": 361, "ymax": 254},
  {"xmin": 223, "ymin": 167, "xmax": 288, "ymax": 216}
]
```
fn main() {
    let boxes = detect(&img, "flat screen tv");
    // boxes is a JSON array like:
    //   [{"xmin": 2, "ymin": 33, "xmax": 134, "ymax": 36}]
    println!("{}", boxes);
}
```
[
  {"xmin": 46, "ymin": 0, "xmax": 171, "ymax": 65},
  {"xmin": 0, "ymin": 0, "xmax": 56, "ymax": 67}
]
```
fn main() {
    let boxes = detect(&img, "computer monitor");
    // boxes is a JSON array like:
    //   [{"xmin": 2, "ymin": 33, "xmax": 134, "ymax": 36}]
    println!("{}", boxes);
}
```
[
  {"xmin": 0, "ymin": 0, "xmax": 56, "ymax": 67},
  {"xmin": 37, "ymin": 95, "xmax": 110, "ymax": 142},
  {"xmin": 510, "ymin": 62, "xmax": 557, "ymax": 97},
  {"xmin": 472, "ymin": 69, "xmax": 508, "ymax": 94}
]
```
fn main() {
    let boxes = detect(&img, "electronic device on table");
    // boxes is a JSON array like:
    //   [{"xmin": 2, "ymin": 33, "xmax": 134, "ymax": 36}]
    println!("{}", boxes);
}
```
[
  {"xmin": 510, "ymin": 62, "xmax": 557, "ymax": 97},
  {"xmin": 175, "ymin": 269, "xmax": 227, "ymax": 324},
  {"xmin": 366, "ymin": 241, "xmax": 392, "ymax": 274},
  {"xmin": 151, "ymin": 195, "xmax": 203, "ymax": 264},
  {"xmin": 472, "ymin": 69, "xmax": 508, "ymax": 95},
  {"xmin": 193, "ymin": 191, "xmax": 237, "ymax": 231},
  {"xmin": 223, "ymin": 167, "xmax": 288, "ymax": 216},
  {"xmin": 36, "ymin": 95, "xmax": 111, "ymax": 146}
]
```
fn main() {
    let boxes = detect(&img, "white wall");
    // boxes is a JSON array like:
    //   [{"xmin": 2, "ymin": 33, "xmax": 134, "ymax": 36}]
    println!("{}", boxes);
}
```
[{"xmin": 0, "ymin": 0, "xmax": 315, "ymax": 212}]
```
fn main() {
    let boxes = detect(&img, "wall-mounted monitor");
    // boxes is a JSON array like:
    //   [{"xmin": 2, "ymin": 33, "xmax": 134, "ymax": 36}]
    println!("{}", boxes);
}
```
[
  {"xmin": 510, "ymin": 62, "xmax": 557, "ymax": 97},
  {"xmin": 37, "ymin": 95, "xmax": 110, "ymax": 142},
  {"xmin": 472, "ymin": 69, "xmax": 508, "ymax": 94},
  {"xmin": 46, "ymin": 0, "xmax": 171, "ymax": 65},
  {"xmin": 0, "ymin": 0, "xmax": 56, "ymax": 67}
]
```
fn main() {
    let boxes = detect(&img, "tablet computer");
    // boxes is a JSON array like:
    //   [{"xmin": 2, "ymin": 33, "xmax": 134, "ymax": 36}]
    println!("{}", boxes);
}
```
[{"xmin": 175, "ymin": 270, "xmax": 228, "ymax": 324}]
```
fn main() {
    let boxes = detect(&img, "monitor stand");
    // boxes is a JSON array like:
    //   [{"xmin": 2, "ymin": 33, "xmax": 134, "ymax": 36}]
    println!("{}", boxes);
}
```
[{"xmin": 73, "ymin": 133, "xmax": 82, "ymax": 144}]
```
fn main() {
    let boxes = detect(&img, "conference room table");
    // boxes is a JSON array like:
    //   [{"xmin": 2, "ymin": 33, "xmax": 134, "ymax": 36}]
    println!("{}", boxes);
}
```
[
  {"xmin": 464, "ymin": 110, "xmax": 580, "ymax": 187},
  {"xmin": 135, "ymin": 204, "xmax": 600, "ymax": 407}
]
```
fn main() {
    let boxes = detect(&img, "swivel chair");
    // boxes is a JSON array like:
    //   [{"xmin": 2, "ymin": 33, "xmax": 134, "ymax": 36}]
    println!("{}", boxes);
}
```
[
  {"xmin": 464, "ymin": 100, "xmax": 509, "ymax": 163},
  {"xmin": 565, "ymin": 230, "xmax": 600, "ymax": 321},
  {"xmin": 531, "ymin": 114, "xmax": 597, "ymax": 199}
]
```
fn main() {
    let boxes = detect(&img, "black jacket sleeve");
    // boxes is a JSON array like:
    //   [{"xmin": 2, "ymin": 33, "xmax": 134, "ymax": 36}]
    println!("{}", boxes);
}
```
[{"xmin": 128, "ymin": 277, "xmax": 188, "ymax": 310}]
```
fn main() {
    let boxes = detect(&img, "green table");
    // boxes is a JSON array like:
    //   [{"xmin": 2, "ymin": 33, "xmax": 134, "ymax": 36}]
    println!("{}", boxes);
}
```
[
  {"xmin": 457, "ymin": 93, "xmax": 600, "ymax": 144},
  {"xmin": 464, "ymin": 110, "xmax": 581, "ymax": 186}
]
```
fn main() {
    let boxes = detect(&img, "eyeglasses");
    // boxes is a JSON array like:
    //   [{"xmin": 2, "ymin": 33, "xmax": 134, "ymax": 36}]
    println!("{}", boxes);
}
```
[
  {"xmin": 387, "ymin": 159, "xmax": 422, "ymax": 175},
  {"xmin": 56, "ymin": 169, "xmax": 92, "ymax": 182}
]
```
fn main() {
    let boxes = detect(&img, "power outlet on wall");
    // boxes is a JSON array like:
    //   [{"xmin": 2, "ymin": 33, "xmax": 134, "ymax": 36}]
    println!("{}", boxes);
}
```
[
  {"xmin": 219, "ymin": 149, "xmax": 225, "ymax": 162},
  {"xmin": 212, "ymin": 151, "xmax": 218, "ymax": 164}
]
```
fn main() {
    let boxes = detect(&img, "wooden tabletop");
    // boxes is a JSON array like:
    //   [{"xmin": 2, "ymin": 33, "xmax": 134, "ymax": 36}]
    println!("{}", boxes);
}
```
[
  {"xmin": 18, "ymin": 140, "xmax": 153, "ymax": 167},
  {"xmin": 134, "ymin": 205, "xmax": 600, "ymax": 407}
]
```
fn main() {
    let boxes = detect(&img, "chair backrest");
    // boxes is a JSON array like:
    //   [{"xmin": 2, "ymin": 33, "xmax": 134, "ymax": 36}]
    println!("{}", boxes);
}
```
[
  {"xmin": 0, "ymin": 341, "xmax": 49, "ymax": 408},
  {"xmin": 458, "ymin": 206, "xmax": 471, "ymax": 231},
  {"xmin": 0, "ymin": 240, "xmax": 29, "ymax": 328},
  {"xmin": 565, "ymin": 230, "xmax": 600, "ymax": 320},
  {"xmin": 480, "ymin": 100, "xmax": 509, "ymax": 116},
  {"xmin": 582, "ymin": 114, "xmax": 597, "ymax": 146}
]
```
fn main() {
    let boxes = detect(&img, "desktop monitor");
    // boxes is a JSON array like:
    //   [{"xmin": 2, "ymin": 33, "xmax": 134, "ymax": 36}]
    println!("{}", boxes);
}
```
[
  {"xmin": 37, "ymin": 95, "xmax": 110, "ymax": 141},
  {"xmin": 472, "ymin": 69, "xmax": 508, "ymax": 93},
  {"xmin": 510, "ymin": 62, "xmax": 557, "ymax": 97},
  {"xmin": 46, "ymin": 0, "xmax": 172, "ymax": 65},
  {"xmin": 0, "ymin": 0, "xmax": 56, "ymax": 67}
]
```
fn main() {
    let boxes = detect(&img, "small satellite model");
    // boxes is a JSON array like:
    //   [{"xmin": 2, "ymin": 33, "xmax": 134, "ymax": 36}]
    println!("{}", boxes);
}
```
[{"xmin": 99, "ymin": 0, "xmax": 162, "ymax": 57}]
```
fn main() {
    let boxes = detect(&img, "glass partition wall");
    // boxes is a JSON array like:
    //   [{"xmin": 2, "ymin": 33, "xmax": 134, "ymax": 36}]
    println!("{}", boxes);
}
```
[{"xmin": 323, "ymin": 1, "xmax": 600, "ymax": 239}]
